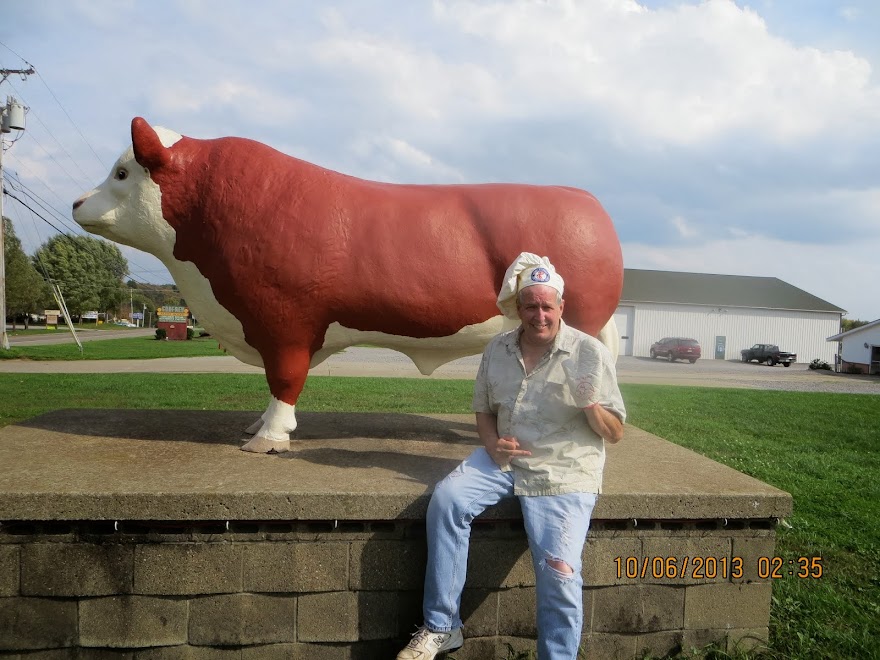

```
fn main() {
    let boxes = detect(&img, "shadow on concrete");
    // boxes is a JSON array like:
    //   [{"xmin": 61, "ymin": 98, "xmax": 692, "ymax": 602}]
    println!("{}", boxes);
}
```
[{"xmin": 16, "ymin": 409, "xmax": 480, "ymax": 445}]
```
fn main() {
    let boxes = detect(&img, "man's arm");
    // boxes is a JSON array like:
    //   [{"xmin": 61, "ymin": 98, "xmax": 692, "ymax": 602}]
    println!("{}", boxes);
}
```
[
  {"xmin": 476, "ymin": 412, "xmax": 532, "ymax": 467},
  {"xmin": 582, "ymin": 403, "xmax": 624, "ymax": 443}
]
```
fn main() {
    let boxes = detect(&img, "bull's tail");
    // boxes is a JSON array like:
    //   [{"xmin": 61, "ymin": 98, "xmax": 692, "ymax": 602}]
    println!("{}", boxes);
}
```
[{"xmin": 598, "ymin": 317, "xmax": 620, "ymax": 361}]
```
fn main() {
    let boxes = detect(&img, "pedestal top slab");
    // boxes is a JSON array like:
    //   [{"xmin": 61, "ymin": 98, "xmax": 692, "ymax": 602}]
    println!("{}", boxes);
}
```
[{"xmin": 0, "ymin": 409, "xmax": 792, "ymax": 521}]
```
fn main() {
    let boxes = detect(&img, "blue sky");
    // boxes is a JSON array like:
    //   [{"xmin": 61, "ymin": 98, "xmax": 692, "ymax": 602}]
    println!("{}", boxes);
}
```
[{"xmin": 2, "ymin": 0, "xmax": 879, "ymax": 320}]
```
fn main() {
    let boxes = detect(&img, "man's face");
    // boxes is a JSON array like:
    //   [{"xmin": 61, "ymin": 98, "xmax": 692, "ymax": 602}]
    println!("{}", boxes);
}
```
[{"xmin": 517, "ymin": 284, "xmax": 564, "ymax": 345}]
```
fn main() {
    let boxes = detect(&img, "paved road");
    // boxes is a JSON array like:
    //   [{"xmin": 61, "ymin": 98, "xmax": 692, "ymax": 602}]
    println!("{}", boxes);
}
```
[
  {"xmin": 2, "ymin": 344, "xmax": 878, "ymax": 394},
  {"xmin": 5, "ymin": 328, "xmax": 154, "ymax": 346}
]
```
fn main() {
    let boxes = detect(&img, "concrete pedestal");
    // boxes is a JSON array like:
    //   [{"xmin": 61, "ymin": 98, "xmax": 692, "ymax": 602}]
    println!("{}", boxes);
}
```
[{"xmin": 0, "ymin": 410, "xmax": 792, "ymax": 659}]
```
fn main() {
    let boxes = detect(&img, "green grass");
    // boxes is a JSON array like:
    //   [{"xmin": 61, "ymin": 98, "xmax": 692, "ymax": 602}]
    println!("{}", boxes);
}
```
[
  {"xmin": 0, "ymin": 335, "xmax": 226, "ymax": 360},
  {"xmin": 623, "ymin": 385, "xmax": 880, "ymax": 660},
  {"xmin": 0, "ymin": 375, "xmax": 876, "ymax": 659},
  {"xmin": 0, "ymin": 374, "xmax": 474, "ymax": 427}
]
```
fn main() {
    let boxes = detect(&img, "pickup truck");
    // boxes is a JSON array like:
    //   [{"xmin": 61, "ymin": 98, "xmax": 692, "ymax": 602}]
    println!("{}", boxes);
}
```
[{"xmin": 741, "ymin": 344, "xmax": 797, "ymax": 367}]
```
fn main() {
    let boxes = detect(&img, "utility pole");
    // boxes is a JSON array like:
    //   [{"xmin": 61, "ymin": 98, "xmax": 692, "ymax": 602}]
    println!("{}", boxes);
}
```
[{"xmin": 0, "ymin": 67, "xmax": 33, "ymax": 350}]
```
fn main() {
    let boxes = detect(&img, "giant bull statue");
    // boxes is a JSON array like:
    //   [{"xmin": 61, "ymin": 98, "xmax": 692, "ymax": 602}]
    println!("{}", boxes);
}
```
[{"xmin": 73, "ymin": 118, "xmax": 623, "ymax": 454}]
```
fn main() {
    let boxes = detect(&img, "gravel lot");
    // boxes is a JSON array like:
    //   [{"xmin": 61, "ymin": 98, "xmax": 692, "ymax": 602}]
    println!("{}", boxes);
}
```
[
  {"xmin": 2, "ymin": 342, "xmax": 878, "ymax": 395},
  {"xmin": 319, "ymin": 348, "xmax": 880, "ymax": 395},
  {"xmin": 614, "ymin": 355, "xmax": 880, "ymax": 395}
]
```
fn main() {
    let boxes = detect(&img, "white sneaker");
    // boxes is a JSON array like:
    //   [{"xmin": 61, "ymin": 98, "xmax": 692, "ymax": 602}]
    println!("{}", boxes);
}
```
[{"xmin": 396, "ymin": 626, "xmax": 464, "ymax": 659}]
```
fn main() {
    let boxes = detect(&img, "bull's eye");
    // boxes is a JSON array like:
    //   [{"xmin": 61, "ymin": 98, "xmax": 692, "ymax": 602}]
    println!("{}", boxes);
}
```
[{"xmin": 115, "ymin": 168, "xmax": 128, "ymax": 181}]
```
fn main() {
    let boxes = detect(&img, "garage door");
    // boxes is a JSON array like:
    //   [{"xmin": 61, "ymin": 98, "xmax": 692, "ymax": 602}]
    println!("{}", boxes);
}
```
[{"xmin": 613, "ymin": 306, "xmax": 635, "ymax": 356}]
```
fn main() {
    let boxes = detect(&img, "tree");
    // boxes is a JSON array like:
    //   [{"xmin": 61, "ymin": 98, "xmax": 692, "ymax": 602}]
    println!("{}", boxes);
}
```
[
  {"xmin": 841, "ymin": 318, "xmax": 870, "ymax": 333},
  {"xmin": 3, "ymin": 217, "xmax": 50, "ymax": 329},
  {"xmin": 33, "ymin": 235, "xmax": 129, "ymax": 320}
]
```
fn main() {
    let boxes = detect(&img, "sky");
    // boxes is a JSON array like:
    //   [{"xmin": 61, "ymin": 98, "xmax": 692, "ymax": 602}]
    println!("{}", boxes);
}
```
[{"xmin": 2, "ymin": 0, "xmax": 879, "ymax": 320}]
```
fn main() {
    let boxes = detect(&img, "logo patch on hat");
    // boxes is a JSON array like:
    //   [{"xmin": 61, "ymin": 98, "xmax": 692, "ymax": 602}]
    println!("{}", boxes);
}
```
[{"xmin": 530, "ymin": 267, "xmax": 551, "ymax": 283}]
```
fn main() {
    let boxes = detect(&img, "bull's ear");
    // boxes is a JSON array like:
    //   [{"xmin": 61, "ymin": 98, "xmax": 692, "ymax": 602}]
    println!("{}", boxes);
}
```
[{"xmin": 131, "ymin": 117, "xmax": 170, "ymax": 171}]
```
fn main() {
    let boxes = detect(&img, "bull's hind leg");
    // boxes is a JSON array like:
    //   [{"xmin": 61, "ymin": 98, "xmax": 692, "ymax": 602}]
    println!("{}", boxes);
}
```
[{"xmin": 241, "ymin": 347, "xmax": 311, "ymax": 454}]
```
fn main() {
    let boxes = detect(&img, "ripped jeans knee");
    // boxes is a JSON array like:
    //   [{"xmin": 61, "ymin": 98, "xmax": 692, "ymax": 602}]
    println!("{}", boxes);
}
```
[
  {"xmin": 545, "ymin": 557, "xmax": 575, "ymax": 577},
  {"xmin": 538, "ymin": 551, "xmax": 581, "ymax": 584}
]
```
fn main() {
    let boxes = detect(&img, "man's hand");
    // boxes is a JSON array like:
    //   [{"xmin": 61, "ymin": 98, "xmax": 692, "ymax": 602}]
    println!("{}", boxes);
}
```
[
  {"xmin": 476, "ymin": 412, "xmax": 531, "ymax": 468},
  {"xmin": 485, "ymin": 435, "xmax": 532, "ymax": 468},
  {"xmin": 583, "ymin": 403, "xmax": 624, "ymax": 443}
]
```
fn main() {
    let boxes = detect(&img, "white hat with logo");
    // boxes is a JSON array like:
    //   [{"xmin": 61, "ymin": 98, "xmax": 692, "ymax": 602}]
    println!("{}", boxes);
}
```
[{"xmin": 496, "ymin": 252, "xmax": 565, "ymax": 319}]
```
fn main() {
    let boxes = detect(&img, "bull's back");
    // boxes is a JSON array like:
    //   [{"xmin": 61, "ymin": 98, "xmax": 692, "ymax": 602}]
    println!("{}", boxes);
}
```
[{"xmin": 332, "ymin": 179, "xmax": 622, "ymax": 337}]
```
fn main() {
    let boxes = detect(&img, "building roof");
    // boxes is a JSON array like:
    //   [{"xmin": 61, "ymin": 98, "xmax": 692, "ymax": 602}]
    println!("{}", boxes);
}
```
[
  {"xmin": 621, "ymin": 269, "xmax": 846, "ymax": 313},
  {"xmin": 826, "ymin": 318, "xmax": 880, "ymax": 341}
]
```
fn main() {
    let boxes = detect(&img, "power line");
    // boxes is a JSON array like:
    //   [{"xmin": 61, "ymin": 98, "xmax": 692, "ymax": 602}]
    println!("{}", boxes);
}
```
[
  {"xmin": 2, "ymin": 76, "xmax": 96, "ymax": 188},
  {"xmin": 35, "ymin": 69, "xmax": 107, "ymax": 171},
  {"xmin": 7, "ymin": 174, "xmax": 79, "ymax": 232},
  {"xmin": 4, "ymin": 148, "xmax": 77, "ymax": 213},
  {"xmin": 5, "ymin": 187, "xmax": 151, "ymax": 286},
  {"xmin": 4, "ymin": 170, "xmax": 172, "ymax": 281},
  {"xmin": 4, "ymin": 188, "xmax": 77, "ymax": 237},
  {"xmin": 0, "ymin": 40, "xmax": 106, "ymax": 172}
]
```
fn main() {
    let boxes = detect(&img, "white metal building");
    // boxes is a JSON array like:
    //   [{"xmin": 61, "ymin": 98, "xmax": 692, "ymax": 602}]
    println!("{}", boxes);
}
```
[
  {"xmin": 827, "ymin": 319, "xmax": 880, "ymax": 375},
  {"xmin": 613, "ymin": 270, "xmax": 845, "ymax": 363}
]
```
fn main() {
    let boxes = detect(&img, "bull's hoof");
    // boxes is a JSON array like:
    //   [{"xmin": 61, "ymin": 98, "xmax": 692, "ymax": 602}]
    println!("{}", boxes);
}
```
[
  {"xmin": 240, "ymin": 436, "xmax": 291, "ymax": 454},
  {"xmin": 244, "ymin": 418, "xmax": 263, "ymax": 435}
]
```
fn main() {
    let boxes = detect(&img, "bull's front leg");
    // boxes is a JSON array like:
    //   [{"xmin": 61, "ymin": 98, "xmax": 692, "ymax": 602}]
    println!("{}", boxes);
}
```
[
  {"xmin": 241, "ymin": 347, "xmax": 311, "ymax": 454},
  {"xmin": 244, "ymin": 407, "xmax": 269, "ymax": 435}
]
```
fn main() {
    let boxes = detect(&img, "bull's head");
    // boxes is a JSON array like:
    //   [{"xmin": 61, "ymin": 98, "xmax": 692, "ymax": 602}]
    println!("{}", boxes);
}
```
[{"xmin": 72, "ymin": 118, "xmax": 181, "ymax": 260}]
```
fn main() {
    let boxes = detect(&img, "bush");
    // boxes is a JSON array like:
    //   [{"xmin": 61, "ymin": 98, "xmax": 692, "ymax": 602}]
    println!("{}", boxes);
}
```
[
  {"xmin": 186, "ymin": 327, "xmax": 194, "ymax": 340},
  {"xmin": 809, "ymin": 358, "xmax": 831, "ymax": 371},
  {"xmin": 155, "ymin": 328, "xmax": 167, "ymax": 341}
]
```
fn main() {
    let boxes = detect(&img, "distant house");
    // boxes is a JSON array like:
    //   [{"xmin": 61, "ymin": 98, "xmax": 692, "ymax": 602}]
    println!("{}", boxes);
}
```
[
  {"xmin": 826, "ymin": 320, "xmax": 880, "ymax": 375},
  {"xmin": 613, "ymin": 270, "xmax": 845, "ymax": 363}
]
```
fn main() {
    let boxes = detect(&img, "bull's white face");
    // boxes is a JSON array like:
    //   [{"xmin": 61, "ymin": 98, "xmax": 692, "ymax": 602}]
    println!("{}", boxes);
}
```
[{"xmin": 73, "ymin": 127, "xmax": 182, "ymax": 261}]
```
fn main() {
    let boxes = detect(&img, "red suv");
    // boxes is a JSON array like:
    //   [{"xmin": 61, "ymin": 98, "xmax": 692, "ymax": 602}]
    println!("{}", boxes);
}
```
[{"xmin": 650, "ymin": 337, "xmax": 701, "ymax": 363}]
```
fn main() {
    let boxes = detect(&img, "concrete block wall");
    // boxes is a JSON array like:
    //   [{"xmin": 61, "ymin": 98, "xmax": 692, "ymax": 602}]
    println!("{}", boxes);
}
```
[{"xmin": 0, "ymin": 518, "xmax": 778, "ymax": 659}]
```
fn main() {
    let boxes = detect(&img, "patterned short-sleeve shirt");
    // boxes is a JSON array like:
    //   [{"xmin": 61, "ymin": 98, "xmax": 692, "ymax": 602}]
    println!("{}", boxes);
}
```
[{"xmin": 472, "ymin": 320, "xmax": 626, "ymax": 496}]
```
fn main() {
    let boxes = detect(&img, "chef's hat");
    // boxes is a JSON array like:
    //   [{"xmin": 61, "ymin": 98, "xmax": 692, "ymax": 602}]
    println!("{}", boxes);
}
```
[{"xmin": 496, "ymin": 252, "xmax": 565, "ymax": 319}]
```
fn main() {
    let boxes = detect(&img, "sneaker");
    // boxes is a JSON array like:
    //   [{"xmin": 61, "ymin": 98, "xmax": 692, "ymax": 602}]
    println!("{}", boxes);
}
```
[{"xmin": 396, "ymin": 626, "xmax": 464, "ymax": 659}]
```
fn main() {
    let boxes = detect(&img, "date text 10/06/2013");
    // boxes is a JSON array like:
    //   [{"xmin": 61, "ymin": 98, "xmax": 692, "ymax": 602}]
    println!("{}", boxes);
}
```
[{"xmin": 613, "ymin": 556, "xmax": 824, "ymax": 581}]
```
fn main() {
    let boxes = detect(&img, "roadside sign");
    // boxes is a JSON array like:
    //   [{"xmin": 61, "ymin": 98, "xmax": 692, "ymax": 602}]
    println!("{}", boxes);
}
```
[
  {"xmin": 157, "ymin": 306, "xmax": 189, "ymax": 323},
  {"xmin": 44, "ymin": 309, "xmax": 61, "ymax": 328}
]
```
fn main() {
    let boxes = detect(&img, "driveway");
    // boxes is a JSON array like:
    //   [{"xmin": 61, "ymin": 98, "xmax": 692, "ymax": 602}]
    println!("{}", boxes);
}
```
[
  {"xmin": 4, "ymin": 328, "xmax": 154, "ymax": 346},
  {"xmin": 615, "ymin": 355, "xmax": 879, "ymax": 394},
  {"xmin": 1, "ymin": 346, "xmax": 877, "ymax": 395}
]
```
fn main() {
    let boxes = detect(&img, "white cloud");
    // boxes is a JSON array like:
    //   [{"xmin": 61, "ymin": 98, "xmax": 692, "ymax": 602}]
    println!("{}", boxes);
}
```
[
  {"xmin": 671, "ymin": 215, "xmax": 699, "ymax": 239},
  {"xmin": 433, "ymin": 0, "xmax": 880, "ymax": 145},
  {"xmin": 312, "ymin": 31, "xmax": 504, "ymax": 122},
  {"xmin": 349, "ymin": 134, "xmax": 465, "ymax": 183},
  {"xmin": 150, "ymin": 80, "xmax": 305, "ymax": 128},
  {"xmin": 840, "ymin": 6, "xmax": 861, "ymax": 22}
]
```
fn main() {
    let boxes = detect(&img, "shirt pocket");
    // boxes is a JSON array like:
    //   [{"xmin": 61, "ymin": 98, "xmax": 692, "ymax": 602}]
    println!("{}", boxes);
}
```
[
  {"xmin": 534, "ymin": 377, "xmax": 577, "ymax": 425},
  {"xmin": 488, "ymin": 364, "xmax": 521, "ymax": 411}
]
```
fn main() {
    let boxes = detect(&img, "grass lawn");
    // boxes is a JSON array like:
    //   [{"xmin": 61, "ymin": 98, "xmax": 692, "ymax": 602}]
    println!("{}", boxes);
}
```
[
  {"xmin": 0, "ymin": 375, "xmax": 875, "ymax": 659},
  {"xmin": 0, "ymin": 335, "xmax": 226, "ymax": 360}
]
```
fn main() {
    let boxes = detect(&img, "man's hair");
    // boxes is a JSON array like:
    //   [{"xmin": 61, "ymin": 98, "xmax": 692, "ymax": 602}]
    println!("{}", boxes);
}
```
[{"xmin": 516, "ymin": 287, "xmax": 563, "ymax": 307}]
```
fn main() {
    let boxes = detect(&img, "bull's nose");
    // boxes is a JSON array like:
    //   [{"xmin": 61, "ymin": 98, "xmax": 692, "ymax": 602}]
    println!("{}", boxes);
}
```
[{"xmin": 72, "ymin": 199, "xmax": 84, "ymax": 210}]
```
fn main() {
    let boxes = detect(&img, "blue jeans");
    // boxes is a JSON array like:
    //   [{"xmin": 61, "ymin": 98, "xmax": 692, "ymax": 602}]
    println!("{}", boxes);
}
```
[{"xmin": 423, "ymin": 448, "xmax": 597, "ymax": 660}]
